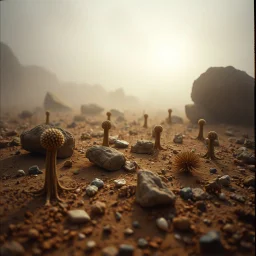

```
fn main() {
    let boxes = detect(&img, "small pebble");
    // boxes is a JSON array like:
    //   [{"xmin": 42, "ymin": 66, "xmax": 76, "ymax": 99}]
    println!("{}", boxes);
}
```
[{"xmin": 156, "ymin": 217, "xmax": 168, "ymax": 231}]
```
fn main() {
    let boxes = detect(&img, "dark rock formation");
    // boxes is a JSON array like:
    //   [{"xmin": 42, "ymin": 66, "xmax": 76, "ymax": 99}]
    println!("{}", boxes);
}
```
[
  {"xmin": 186, "ymin": 66, "xmax": 254, "ymax": 125},
  {"xmin": 44, "ymin": 92, "xmax": 72, "ymax": 112},
  {"xmin": 81, "ymin": 104, "xmax": 104, "ymax": 115}
]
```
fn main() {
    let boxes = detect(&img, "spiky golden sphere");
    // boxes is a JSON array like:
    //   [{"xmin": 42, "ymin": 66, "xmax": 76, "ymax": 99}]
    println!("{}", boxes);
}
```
[
  {"xmin": 40, "ymin": 128, "xmax": 65, "ymax": 150},
  {"xmin": 173, "ymin": 151, "xmax": 200, "ymax": 173},
  {"xmin": 208, "ymin": 131, "xmax": 218, "ymax": 141},
  {"xmin": 154, "ymin": 125, "xmax": 163, "ymax": 133},
  {"xmin": 198, "ymin": 119, "xmax": 206, "ymax": 126},
  {"xmin": 102, "ymin": 120, "xmax": 111, "ymax": 129}
]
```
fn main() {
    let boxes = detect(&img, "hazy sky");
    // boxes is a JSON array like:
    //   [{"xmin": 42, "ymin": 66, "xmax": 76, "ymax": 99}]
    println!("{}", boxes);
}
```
[{"xmin": 0, "ymin": 0, "xmax": 254, "ymax": 106}]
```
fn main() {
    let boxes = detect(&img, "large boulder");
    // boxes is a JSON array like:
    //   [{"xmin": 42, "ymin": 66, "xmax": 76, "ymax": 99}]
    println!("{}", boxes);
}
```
[
  {"xmin": 20, "ymin": 124, "xmax": 75, "ymax": 158},
  {"xmin": 85, "ymin": 146, "xmax": 126, "ymax": 171},
  {"xmin": 186, "ymin": 66, "xmax": 254, "ymax": 125},
  {"xmin": 110, "ymin": 109, "xmax": 124, "ymax": 117},
  {"xmin": 81, "ymin": 104, "xmax": 104, "ymax": 115},
  {"xmin": 135, "ymin": 170, "xmax": 176, "ymax": 207},
  {"xmin": 44, "ymin": 92, "xmax": 72, "ymax": 112}
]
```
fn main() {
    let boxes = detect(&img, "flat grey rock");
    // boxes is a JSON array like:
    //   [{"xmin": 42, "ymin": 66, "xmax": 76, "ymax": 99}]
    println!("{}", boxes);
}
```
[
  {"xmin": 20, "ymin": 124, "xmax": 75, "ymax": 159},
  {"xmin": 86, "ymin": 146, "xmax": 126, "ymax": 171},
  {"xmin": 135, "ymin": 170, "xmax": 176, "ymax": 207},
  {"xmin": 67, "ymin": 210, "xmax": 91, "ymax": 224},
  {"xmin": 131, "ymin": 140, "xmax": 154, "ymax": 154},
  {"xmin": 114, "ymin": 140, "xmax": 129, "ymax": 148}
]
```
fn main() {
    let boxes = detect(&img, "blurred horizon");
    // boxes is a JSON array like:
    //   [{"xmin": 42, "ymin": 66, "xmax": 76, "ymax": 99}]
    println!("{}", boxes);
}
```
[{"xmin": 0, "ymin": 0, "xmax": 254, "ymax": 111}]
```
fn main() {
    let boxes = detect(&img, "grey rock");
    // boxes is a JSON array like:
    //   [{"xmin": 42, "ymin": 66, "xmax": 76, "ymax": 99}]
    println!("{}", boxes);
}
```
[
  {"xmin": 156, "ymin": 217, "xmax": 168, "ymax": 231},
  {"xmin": 199, "ymin": 231, "xmax": 223, "ymax": 254},
  {"xmin": 119, "ymin": 244, "xmax": 134, "ymax": 256},
  {"xmin": 135, "ymin": 170, "xmax": 176, "ymax": 207},
  {"xmin": 235, "ymin": 147, "xmax": 253, "ymax": 160},
  {"xmin": 0, "ymin": 241, "xmax": 25, "ymax": 256},
  {"xmin": 225, "ymin": 130, "xmax": 235, "ymax": 136},
  {"xmin": 9, "ymin": 137, "xmax": 20, "ymax": 146},
  {"xmin": 124, "ymin": 161, "xmax": 139, "ymax": 172},
  {"xmin": 114, "ymin": 140, "xmax": 129, "ymax": 148},
  {"xmin": 67, "ymin": 122, "xmax": 76, "ymax": 128},
  {"xmin": 86, "ymin": 185, "xmax": 98, "ymax": 197},
  {"xmin": 81, "ymin": 133, "xmax": 92, "ymax": 140},
  {"xmin": 138, "ymin": 238, "xmax": 148, "ymax": 248},
  {"xmin": 91, "ymin": 201, "xmax": 106, "ymax": 216},
  {"xmin": 44, "ymin": 92, "xmax": 72, "ymax": 112},
  {"xmin": 114, "ymin": 179, "xmax": 126, "ymax": 188},
  {"xmin": 131, "ymin": 140, "xmax": 154, "ymax": 154},
  {"xmin": 236, "ymin": 138, "xmax": 245, "ymax": 144},
  {"xmin": 110, "ymin": 109, "xmax": 124, "ymax": 117},
  {"xmin": 67, "ymin": 210, "xmax": 90, "ymax": 224},
  {"xmin": 17, "ymin": 170, "xmax": 26, "ymax": 177},
  {"xmin": 85, "ymin": 240, "xmax": 96, "ymax": 251},
  {"xmin": 192, "ymin": 188, "xmax": 207, "ymax": 200},
  {"xmin": 73, "ymin": 115, "xmax": 85, "ymax": 122},
  {"xmin": 196, "ymin": 201, "xmax": 207, "ymax": 212},
  {"xmin": 210, "ymin": 168, "xmax": 217, "ymax": 174},
  {"xmin": 180, "ymin": 187, "xmax": 193, "ymax": 200},
  {"xmin": 91, "ymin": 131, "xmax": 104, "ymax": 138},
  {"xmin": 218, "ymin": 175, "xmax": 231, "ymax": 187},
  {"xmin": 124, "ymin": 228, "xmax": 134, "ymax": 235},
  {"xmin": 109, "ymin": 136, "xmax": 118, "ymax": 144},
  {"xmin": 86, "ymin": 146, "xmax": 126, "ymax": 171},
  {"xmin": 81, "ymin": 103, "xmax": 104, "ymax": 115},
  {"xmin": 132, "ymin": 221, "xmax": 140, "ymax": 229},
  {"xmin": 173, "ymin": 134, "xmax": 183, "ymax": 144},
  {"xmin": 28, "ymin": 165, "xmax": 43, "ymax": 175},
  {"xmin": 244, "ymin": 139, "xmax": 255, "ymax": 149},
  {"xmin": 91, "ymin": 178, "xmax": 104, "ymax": 189},
  {"xmin": 243, "ymin": 177, "xmax": 255, "ymax": 187},
  {"xmin": 230, "ymin": 193, "xmax": 246, "ymax": 203},
  {"xmin": 171, "ymin": 115, "xmax": 183, "ymax": 124},
  {"xmin": 20, "ymin": 124, "xmax": 75, "ymax": 159},
  {"xmin": 115, "ymin": 212, "xmax": 122, "ymax": 221}
]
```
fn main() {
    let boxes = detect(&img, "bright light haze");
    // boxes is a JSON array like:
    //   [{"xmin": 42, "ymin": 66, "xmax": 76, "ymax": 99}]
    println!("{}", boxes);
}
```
[{"xmin": 0, "ymin": 0, "xmax": 254, "ymax": 108}]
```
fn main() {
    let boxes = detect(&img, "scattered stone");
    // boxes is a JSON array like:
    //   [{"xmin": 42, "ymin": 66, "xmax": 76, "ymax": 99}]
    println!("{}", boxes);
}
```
[
  {"xmin": 131, "ymin": 140, "xmax": 154, "ymax": 154},
  {"xmin": 135, "ymin": 170, "xmax": 176, "ymax": 207},
  {"xmin": 63, "ymin": 160, "xmax": 72, "ymax": 168},
  {"xmin": 218, "ymin": 175, "xmax": 231, "ymax": 187},
  {"xmin": 85, "ymin": 240, "xmax": 96, "ymax": 252},
  {"xmin": 91, "ymin": 131, "xmax": 104, "ymax": 138},
  {"xmin": 199, "ymin": 231, "xmax": 223, "ymax": 254},
  {"xmin": 81, "ymin": 133, "xmax": 92, "ymax": 140},
  {"xmin": 132, "ymin": 221, "xmax": 140, "ymax": 229},
  {"xmin": 91, "ymin": 201, "xmax": 106, "ymax": 216},
  {"xmin": 28, "ymin": 229, "xmax": 39, "ymax": 239},
  {"xmin": 114, "ymin": 179, "xmax": 126, "ymax": 188},
  {"xmin": 244, "ymin": 139, "xmax": 255, "ymax": 149},
  {"xmin": 180, "ymin": 187, "xmax": 193, "ymax": 200},
  {"xmin": 44, "ymin": 92, "xmax": 72, "ymax": 112},
  {"xmin": 78, "ymin": 233, "xmax": 86, "ymax": 240},
  {"xmin": 230, "ymin": 193, "xmax": 246, "ymax": 203},
  {"xmin": 68, "ymin": 210, "xmax": 91, "ymax": 224},
  {"xmin": 236, "ymin": 138, "xmax": 245, "ymax": 144},
  {"xmin": 91, "ymin": 178, "xmax": 104, "ymax": 189},
  {"xmin": 86, "ymin": 146, "xmax": 126, "ymax": 171},
  {"xmin": 173, "ymin": 134, "xmax": 183, "ymax": 144},
  {"xmin": 114, "ymin": 140, "xmax": 129, "ymax": 149},
  {"xmin": 173, "ymin": 217, "xmax": 191, "ymax": 231},
  {"xmin": 225, "ymin": 130, "xmax": 235, "ymax": 136},
  {"xmin": 28, "ymin": 165, "xmax": 43, "ymax": 175},
  {"xmin": 192, "ymin": 188, "xmax": 207, "ymax": 201},
  {"xmin": 86, "ymin": 185, "xmax": 98, "ymax": 197},
  {"xmin": 73, "ymin": 115, "xmax": 85, "ymax": 122},
  {"xmin": 103, "ymin": 225, "xmax": 112, "ymax": 234},
  {"xmin": 101, "ymin": 246, "xmax": 118, "ymax": 256},
  {"xmin": 9, "ymin": 137, "xmax": 20, "ymax": 146},
  {"xmin": 219, "ymin": 193, "xmax": 226, "ymax": 201},
  {"xmin": 5, "ymin": 130, "xmax": 18, "ymax": 137},
  {"xmin": 115, "ymin": 212, "xmax": 122, "ymax": 221},
  {"xmin": 0, "ymin": 240, "xmax": 25, "ymax": 256},
  {"xmin": 243, "ymin": 176, "xmax": 255, "ymax": 187},
  {"xmin": 124, "ymin": 161, "xmax": 139, "ymax": 172},
  {"xmin": 124, "ymin": 228, "xmax": 134, "ymax": 236},
  {"xmin": 67, "ymin": 122, "xmax": 77, "ymax": 128},
  {"xmin": 16, "ymin": 170, "xmax": 26, "ymax": 177},
  {"xmin": 109, "ymin": 136, "xmax": 118, "ymax": 144},
  {"xmin": 156, "ymin": 217, "xmax": 169, "ymax": 231},
  {"xmin": 73, "ymin": 169, "xmax": 79, "ymax": 175},
  {"xmin": 67, "ymin": 210, "xmax": 90, "ymax": 224},
  {"xmin": 210, "ymin": 168, "xmax": 217, "ymax": 174},
  {"xmin": 81, "ymin": 103, "xmax": 104, "ymax": 115},
  {"xmin": 119, "ymin": 244, "xmax": 134, "ymax": 256},
  {"xmin": 223, "ymin": 224, "xmax": 235, "ymax": 233},
  {"xmin": 138, "ymin": 238, "xmax": 148, "ymax": 248}
]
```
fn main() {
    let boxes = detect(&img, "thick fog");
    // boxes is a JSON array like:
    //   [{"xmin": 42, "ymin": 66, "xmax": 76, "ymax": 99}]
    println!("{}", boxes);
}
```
[{"xmin": 0, "ymin": 0, "xmax": 254, "ymax": 116}]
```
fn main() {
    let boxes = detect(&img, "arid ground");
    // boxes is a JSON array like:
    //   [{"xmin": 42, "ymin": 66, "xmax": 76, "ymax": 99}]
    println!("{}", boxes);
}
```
[{"xmin": 0, "ymin": 111, "xmax": 255, "ymax": 256}]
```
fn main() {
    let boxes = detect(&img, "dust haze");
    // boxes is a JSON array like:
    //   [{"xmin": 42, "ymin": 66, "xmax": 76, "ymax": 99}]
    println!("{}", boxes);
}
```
[{"xmin": 0, "ymin": 0, "xmax": 254, "ymax": 118}]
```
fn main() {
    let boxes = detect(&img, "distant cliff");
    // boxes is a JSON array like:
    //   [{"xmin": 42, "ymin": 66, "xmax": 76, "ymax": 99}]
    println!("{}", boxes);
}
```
[{"xmin": 0, "ymin": 42, "xmax": 139, "ymax": 111}]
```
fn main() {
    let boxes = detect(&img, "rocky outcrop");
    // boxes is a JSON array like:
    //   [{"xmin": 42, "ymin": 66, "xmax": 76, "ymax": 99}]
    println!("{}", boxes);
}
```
[
  {"xmin": 185, "ymin": 66, "xmax": 254, "ymax": 125},
  {"xmin": 81, "ymin": 104, "xmax": 104, "ymax": 115},
  {"xmin": 44, "ymin": 92, "xmax": 72, "ymax": 112}
]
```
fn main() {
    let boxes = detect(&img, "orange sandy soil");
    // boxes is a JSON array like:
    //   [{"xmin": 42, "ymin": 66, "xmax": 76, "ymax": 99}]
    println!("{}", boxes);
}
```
[{"xmin": 0, "ymin": 112, "xmax": 255, "ymax": 256}]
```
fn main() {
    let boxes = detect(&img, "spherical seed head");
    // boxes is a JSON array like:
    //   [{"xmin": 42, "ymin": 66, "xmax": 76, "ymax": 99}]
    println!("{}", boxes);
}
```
[
  {"xmin": 46, "ymin": 111, "xmax": 50, "ymax": 116},
  {"xmin": 173, "ymin": 151, "xmax": 200, "ymax": 172},
  {"xmin": 102, "ymin": 120, "xmax": 111, "ymax": 130},
  {"xmin": 144, "ymin": 114, "xmax": 148, "ymax": 118},
  {"xmin": 208, "ymin": 131, "xmax": 218, "ymax": 140},
  {"xmin": 198, "ymin": 119, "xmax": 206, "ymax": 126},
  {"xmin": 106, "ymin": 112, "xmax": 111, "ymax": 117},
  {"xmin": 40, "ymin": 128, "xmax": 65, "ymax": 150},
  {"xmin": 168, "ymin": 109, "xmax": 172, "ymax": 113},
  {"xmin": 154, "ymin": 125, "xmax": 163, "ymax": 133}
]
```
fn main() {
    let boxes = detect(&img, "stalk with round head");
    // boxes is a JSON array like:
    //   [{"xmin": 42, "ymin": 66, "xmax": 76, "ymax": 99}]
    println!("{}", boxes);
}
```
[
  {"xmin": 167, "ymin": 109, "xmax": 172, "ymax": 124},
  {"xmin": 196, "ymin": 119, "xmax": 206, "ymax": 140},
  {"xmin": 106, "ymin": 112, "xmax": 111, "ymax": 121},
  {"xmin": 154, "ymin": 125, "xmax": 164, "ymax": 150},
  {"xmin": 143, "ymin": 114, "xmax": 148, "ymax": 128},
  {"xmin": 203, "ymin": 131, "xmax": 221, "ymax": 160},
  {"xmin": 32, "ymin": 128, "xmax": 74, "ymax": 205},
  {"xmin": 45, "ymin": 111, "xmax": 50, "ymax": 125},
  {"xmin": 102, "ymin": 120, "xmax": 111, "ymax": 147}
]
